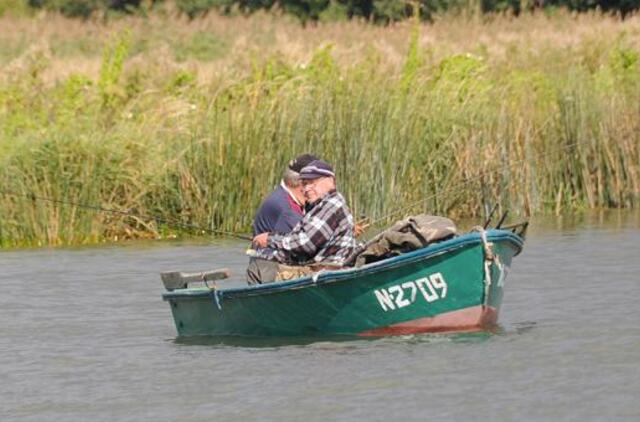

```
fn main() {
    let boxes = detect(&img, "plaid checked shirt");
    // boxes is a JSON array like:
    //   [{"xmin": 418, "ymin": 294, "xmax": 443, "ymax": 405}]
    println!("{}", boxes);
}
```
[{"xmin": 259, "ymin": 190, "xmax": 356, "ymax": 265}]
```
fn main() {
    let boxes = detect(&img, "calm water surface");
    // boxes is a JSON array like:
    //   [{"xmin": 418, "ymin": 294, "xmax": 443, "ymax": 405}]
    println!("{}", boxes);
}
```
[{"xmin": 1, "ymin": 211, "xmax": 639, "ymax": 421}]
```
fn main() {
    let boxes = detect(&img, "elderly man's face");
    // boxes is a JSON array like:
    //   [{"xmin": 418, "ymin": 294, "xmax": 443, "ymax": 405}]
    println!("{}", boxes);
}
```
[
  {"xmin": 290, "ymin": 184, "xmax": 306, "ymax": 205},
  {"xmin": 302, "ymin": 176, "xmax": 335, "ymax": 203}
]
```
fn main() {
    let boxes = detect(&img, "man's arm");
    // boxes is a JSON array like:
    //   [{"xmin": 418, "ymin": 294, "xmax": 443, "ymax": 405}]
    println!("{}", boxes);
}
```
[
  {"xmin": 268, "ymin": 217, "xmax": 327, "ymax": 257},
  {"xmin": 251, "ymin": 219, "xmax": 324, "ymax": 256},
  {"xmin": 267, "ymin": 200, "xmax": 340, "ymax": 258}
]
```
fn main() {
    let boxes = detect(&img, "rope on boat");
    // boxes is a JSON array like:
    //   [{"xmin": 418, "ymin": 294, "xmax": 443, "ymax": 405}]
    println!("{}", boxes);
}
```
[
  {"xmin": 213, "ymin": 290, "xmax": 223, "ymax": 311},
  {"xmin": 198, "ymin": 272, "xmax": 224, "ymax": 310},
  {"xmin": 477, "ymin": 227, "xmax": 494, "ymax": 261},
  {"xmin": 483, "ymin": 262, "xmax": 492, "ymax": 307},
  {"xmin": 312, "ymin": 270, "xmax": 325, "ymax": 284},
  {"xmin": 472, "ymin": 226, "xmax": 496, "ymax": 307}
]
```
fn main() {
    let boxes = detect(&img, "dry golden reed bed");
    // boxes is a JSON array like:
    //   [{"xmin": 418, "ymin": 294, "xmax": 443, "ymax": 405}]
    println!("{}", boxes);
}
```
[
  {"xmin": 1, "ymin": 10, "xmax": 639, "ymax": 247},
  {"xmin": 3, "ymin": 10, "xmax": 640, "ymax": 82}
]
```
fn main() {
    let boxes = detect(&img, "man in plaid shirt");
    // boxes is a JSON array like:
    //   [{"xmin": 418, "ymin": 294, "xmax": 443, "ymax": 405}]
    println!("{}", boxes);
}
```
[{"xmin": 251, "ymin": 160, "xmax": 356, "ymax": 282}]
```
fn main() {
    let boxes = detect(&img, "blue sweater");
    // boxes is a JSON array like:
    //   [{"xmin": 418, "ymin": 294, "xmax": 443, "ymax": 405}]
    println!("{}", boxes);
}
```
[{"xmin": 252, "ymin": 185, "xmax": 303, "ymax": 236}]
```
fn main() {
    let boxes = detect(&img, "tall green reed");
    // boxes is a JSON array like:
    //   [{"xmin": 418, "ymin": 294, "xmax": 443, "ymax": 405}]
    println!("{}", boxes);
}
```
[{"xmin": 0, "ymin": 18, "xmax": 639, "ymax": 247}]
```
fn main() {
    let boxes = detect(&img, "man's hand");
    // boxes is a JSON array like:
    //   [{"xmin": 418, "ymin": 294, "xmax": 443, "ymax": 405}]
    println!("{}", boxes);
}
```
[
  {"xmin": 354, "ymin": 221, "xmax": 370, "ymax": 237},
  {"xmin": 253, "ymin": 232, "xmax": 269, "ymax": 248}
]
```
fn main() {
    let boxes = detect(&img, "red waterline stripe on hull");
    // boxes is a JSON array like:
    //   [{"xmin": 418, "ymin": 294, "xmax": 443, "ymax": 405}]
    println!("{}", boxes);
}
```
[{"xmin": 358, "ymin": 305, "xmax": 499, "ymax": 337}]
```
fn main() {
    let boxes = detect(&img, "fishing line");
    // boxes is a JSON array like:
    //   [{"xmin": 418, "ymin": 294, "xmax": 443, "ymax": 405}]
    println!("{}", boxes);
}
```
[
  {"xmin": 1, "ymin": 140, "xmax": 581, "ymax": 242},
  {"xmin": 367, "ymin": 140, "xmax": 582, "ymax": 227},
  {"xmin": 0, "ymin": 189, "xmax": 253, "ymax": 241}
]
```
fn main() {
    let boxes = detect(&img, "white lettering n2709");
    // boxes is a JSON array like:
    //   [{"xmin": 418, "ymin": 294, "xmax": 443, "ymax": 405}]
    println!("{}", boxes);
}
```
[{"xmin": 373, "ymin": 272, "xmax": 448, "ymax": 312}]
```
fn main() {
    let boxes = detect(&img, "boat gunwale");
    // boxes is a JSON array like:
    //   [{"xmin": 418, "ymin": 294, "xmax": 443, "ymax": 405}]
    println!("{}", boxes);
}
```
[{"xmin": 162, "ymin": 230, "xmax": 524, "ymax": 301}]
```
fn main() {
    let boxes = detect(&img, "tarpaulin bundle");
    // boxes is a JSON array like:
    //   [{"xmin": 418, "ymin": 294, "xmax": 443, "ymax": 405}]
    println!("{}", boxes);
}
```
[{"xmin": 348, "ymin": 214, "xmax": 458, "ymax": 267}]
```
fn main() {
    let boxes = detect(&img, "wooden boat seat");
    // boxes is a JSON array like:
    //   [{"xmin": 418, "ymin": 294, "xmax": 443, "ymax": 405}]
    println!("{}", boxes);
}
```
[{"xmin": 160, "ymin": 268, "xmax": 230, "ymax": 291}]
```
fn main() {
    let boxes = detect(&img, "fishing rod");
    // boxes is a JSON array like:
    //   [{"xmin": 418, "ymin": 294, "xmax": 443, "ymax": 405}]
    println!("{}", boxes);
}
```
[
  {"xmin": 366, "ymin": 140, "xmax": 582, "ymax": 228},
  {"xmin": 0, "ymin": 189, "xmax": 253, "ymax": 241},
  {"xmin": 1, "ymin": 140, "xmax": 581, "ymax": 242}
]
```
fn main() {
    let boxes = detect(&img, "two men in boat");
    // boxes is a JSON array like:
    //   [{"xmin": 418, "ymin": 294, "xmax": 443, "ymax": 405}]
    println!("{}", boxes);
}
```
[
  {"xmin": 251, "ymin": 153, "xmax": 318, "ymax": 237},
  {"xmin": 247, "ymin": 154, "xmax": 318, "ymax": 284},
  {"xmin": 248, "ymin": 158, "xmax": 356, "ymax": 284}
]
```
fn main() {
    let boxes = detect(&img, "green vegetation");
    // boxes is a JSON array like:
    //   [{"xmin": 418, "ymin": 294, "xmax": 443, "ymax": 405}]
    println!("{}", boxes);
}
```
[
  {"xmin": 6, "ymin": 0, "xmax": 640, "ymax": 21},
  {"xmin": 0, "ymin": 11, "xmax": 639, "ymax": 247}
]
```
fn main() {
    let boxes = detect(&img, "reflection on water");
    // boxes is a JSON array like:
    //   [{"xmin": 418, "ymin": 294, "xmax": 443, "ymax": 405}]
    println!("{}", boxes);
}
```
[
  {"xmin": 171, "ymin": 329, "xmax": 506, "ymax": 348},
  {"xmin": 527, "ymin": 208, "xmax": 640, "ymax": 233},
  {"xmin": 172, "ymin": 334, "xmax": 367, "ymax": 348},
  {"xmin": 507, "ymin": 320, "xmax": 538, "ymax": 335},
  {"xmin": 1, "ymin": 210, "xmax": 639, "ymax": 421}
]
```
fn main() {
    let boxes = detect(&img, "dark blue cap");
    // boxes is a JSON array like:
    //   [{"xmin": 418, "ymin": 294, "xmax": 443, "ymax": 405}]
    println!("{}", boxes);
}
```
[{"xmin": 299, "ymin": 160, "xmax": 335, "ymax": 180}]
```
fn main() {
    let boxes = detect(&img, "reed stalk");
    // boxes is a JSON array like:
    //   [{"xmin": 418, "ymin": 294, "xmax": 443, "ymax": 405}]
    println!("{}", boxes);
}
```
[{"xmin": 0, "ymin": 10, "xmax": 639, "ymax": 247}]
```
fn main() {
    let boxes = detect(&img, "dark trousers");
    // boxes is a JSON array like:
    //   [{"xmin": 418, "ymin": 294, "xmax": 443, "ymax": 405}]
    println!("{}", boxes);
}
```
[{"xmin": 246, "ymin": 257, "xmax": 279, "ymax": 285}]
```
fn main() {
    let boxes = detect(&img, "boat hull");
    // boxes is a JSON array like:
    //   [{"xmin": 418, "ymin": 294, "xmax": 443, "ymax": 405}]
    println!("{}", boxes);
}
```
[{"xmin": 163, "ymin": 230, "xmax": 523, "ymax": 337}]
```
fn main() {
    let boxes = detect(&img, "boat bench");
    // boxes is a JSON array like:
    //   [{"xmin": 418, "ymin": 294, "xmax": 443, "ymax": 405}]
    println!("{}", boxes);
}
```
[{"xmin": 160, "ymin": 268, "xmax": 230, "ymax": 291}]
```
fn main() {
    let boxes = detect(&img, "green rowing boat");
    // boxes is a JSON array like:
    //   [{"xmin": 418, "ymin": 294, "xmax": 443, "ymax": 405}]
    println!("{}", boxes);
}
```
[{"xmin": 161, "ymin": 228, "xmax": 524, "ymax": 337}]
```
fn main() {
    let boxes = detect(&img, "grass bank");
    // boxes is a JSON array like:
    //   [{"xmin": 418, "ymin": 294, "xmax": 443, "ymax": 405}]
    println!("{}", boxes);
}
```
[{"xmin": 1, "ymin": 11, "xmax": 639, "ymax": 247}]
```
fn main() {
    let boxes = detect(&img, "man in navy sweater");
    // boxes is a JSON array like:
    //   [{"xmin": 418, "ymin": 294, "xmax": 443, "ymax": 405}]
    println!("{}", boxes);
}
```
[
  {"xmin": 253, "ymin": 160, "xmax": 356, "ymax": 268},
  {"xmin": 247, "ymin": 154, "xmax": 318, "ymax": 284}
]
